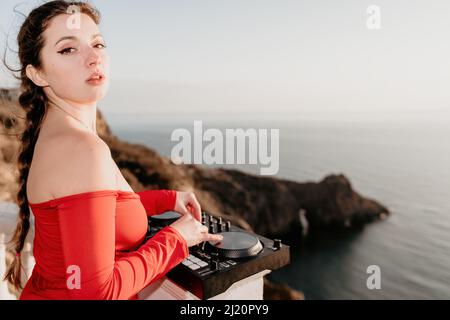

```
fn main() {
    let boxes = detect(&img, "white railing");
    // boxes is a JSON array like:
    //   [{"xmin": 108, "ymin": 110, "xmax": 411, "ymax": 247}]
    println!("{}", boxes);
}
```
[{"xmin": 0, "ymin": 201, "xmax": 35, "ymax": 300}]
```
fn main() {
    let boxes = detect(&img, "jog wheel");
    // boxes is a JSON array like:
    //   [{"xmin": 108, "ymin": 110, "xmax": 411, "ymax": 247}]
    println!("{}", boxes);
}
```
[
  {"xmin": 206, "ymin": 231, "xmax": 263, "ymax": 259},
  {"xmin": 149, "ymin": 211, "xmax": 181, "ymax": 227}
]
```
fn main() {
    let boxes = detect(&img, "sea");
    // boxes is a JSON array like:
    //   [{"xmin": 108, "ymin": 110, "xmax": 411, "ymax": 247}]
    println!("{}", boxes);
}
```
[{"xmin": 105, "ymin": 112, "xmax": 450, "ymax": 300}]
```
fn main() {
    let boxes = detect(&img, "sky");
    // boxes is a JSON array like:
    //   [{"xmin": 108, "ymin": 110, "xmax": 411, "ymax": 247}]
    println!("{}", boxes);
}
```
[{"xmin": 0, "ymin": 0, "xmax": 449, "ymax": 122}]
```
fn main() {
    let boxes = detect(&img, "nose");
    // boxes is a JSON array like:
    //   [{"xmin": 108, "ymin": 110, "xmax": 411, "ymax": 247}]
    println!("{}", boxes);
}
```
[{"xmin": 86, "ymin": 46, "xmax": 102, "ymax": 67}]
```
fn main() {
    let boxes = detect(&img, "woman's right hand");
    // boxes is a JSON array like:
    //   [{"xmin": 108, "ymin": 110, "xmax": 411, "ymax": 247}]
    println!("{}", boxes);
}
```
[{"xmin": 170, "ymin": 214, "xmax": 223, "ymax": 247}]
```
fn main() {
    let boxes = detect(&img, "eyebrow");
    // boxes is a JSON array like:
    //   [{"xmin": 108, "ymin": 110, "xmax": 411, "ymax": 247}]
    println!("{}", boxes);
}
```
[{"xmin": 54, "ymin": 33, "xmax": 103, "ymax": 47}]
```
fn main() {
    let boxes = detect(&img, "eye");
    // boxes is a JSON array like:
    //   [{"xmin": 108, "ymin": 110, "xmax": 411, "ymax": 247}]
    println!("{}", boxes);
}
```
[
  {"xmin": 94, "ymin": 43, "xmax": 107, "ymax": 49},
  {"xmin": 57, "ymin": 43, "xmax": 106, "ymax": 55},
  {"xmin": 58, "ymin": 47, "xmax": 76, "ymax": 55}
]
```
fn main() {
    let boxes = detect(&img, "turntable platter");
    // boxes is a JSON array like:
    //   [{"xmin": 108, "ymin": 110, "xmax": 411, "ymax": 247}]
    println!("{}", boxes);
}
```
[
  {"xmin": 206, "ymin": 231, "xmax": 263, "ymax": 259},
  {"xmin": 149, "ymin": 211, "xmax": 181, "ymax": 227}
]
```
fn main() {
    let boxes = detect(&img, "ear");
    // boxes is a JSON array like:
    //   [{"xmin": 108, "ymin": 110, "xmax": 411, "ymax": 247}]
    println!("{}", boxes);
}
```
[{"xmin": 25, "ymin": 64, "xmax": 49, "ymax": 87}]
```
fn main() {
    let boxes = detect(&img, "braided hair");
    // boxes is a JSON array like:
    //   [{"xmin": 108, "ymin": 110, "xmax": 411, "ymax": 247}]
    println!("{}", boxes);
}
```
[{"xmin": 1, "ymin": 0, "xmax": 100, "ymax": 292}]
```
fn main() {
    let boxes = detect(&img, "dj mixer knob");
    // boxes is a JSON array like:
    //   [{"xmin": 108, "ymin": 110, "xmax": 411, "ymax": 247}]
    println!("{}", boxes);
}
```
[{"xmin": 274, "ymin": 239, "xmax": 282, "ymax": 250}]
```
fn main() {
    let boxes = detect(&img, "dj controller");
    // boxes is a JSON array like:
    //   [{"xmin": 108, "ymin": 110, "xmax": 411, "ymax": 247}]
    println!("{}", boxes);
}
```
[{"xmin": 144, "ymin": 211, "xmax": 290, "ymax": 299}]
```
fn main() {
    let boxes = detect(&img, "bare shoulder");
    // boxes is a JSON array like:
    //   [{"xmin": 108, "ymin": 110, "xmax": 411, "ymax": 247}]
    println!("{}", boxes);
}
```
[{"xmin": 28, "ymin": 131, "xmax": 117, "ymax": 202}]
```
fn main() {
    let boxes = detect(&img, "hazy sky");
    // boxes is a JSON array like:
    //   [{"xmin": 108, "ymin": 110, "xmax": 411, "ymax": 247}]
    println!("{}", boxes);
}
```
[{"xmin": 0, "ymin": 0, "xmax": 449, "ymax": 121}]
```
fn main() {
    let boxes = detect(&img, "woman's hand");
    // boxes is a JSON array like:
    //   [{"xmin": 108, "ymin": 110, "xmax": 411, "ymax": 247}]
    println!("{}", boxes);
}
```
[
  {"xmin": 170, "ymin": 214, "xmax": 223, "ymax": 247},
  {"xmin": 174, "ymin": 191, "xmax": 202, "ymax": 222}
]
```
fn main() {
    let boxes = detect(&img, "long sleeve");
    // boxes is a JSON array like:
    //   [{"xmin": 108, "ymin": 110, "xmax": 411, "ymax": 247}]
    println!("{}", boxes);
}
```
[
  {"xmin": 136, "ymin": 189, "xmax": 177, "ymax": 216},
  {"xmin": 57, "ymin": 193, "xmax": 188, "ymax": 300}
]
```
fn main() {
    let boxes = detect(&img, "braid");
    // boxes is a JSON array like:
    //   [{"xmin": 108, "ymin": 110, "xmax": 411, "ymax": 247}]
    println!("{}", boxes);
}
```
[
  {"xmin": 3, "ymin": 80, "xmax": 47, "ymax": 291},
  {"xmin": 1, "ymin": 0, "xmax": 102, "ymax": 293}
]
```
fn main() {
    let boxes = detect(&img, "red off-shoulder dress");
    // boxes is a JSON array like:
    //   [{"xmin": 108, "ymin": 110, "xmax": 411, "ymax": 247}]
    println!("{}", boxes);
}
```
[{"xmin": 19, "ymin": 189, "xmax": 188, "ymax": 300}]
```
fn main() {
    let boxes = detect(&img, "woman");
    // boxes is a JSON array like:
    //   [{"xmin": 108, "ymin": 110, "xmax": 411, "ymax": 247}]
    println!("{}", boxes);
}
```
[{"xmin": 2, "ymin": 1, "xmax": 222, "ymax": 299}]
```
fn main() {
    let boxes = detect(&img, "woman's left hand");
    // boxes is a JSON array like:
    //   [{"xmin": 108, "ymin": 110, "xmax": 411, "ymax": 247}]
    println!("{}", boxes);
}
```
[{"xmin": 174, "ymin": 191, "xmax": 202, "ymax": 222}]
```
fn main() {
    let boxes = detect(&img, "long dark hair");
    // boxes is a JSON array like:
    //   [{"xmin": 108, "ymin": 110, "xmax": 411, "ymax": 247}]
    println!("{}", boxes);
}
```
[{"xmin": 2, "ymin": 0, "xmax": 100, "ymax": 292}]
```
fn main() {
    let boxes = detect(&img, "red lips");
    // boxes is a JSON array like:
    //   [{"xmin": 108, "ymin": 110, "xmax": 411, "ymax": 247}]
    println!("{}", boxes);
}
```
[{"xmin": 86, "ymin": 70, "xmax": 105, "ymax": 82}]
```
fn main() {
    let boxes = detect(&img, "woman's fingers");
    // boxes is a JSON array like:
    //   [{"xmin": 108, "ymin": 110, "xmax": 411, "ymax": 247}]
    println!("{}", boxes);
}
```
[
  {"xmin": 199, "ymin": 224, "xmax": 208, "ymax": 233},
  {"xmin": 197, "ymin": 221, "xmax": 223, "ymax": 242},
  {"xmin": 178, "ymin": 204, "xmax": 191, "ymax": 217},
  {"xmin": 189, "ymin": 194, "xmax": 202, "ymax": 222},
  {"xmin": 202, "ymin": 233, "xmax": 224, "ymax": 242}
]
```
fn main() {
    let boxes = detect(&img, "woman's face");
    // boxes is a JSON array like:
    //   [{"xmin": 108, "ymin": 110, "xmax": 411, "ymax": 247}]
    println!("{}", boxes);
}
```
[{"xmin": 37, "ymin": 13, "xmax": 110, "ymax": 104}]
